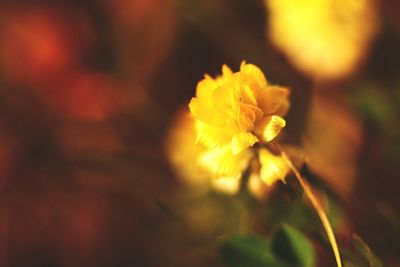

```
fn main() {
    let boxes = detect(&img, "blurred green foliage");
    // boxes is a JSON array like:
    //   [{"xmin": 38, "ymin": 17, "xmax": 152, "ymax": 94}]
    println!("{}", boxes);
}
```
[{"xmin": 220, "ymin": 224, "xmax": 315, "ymax": 267}]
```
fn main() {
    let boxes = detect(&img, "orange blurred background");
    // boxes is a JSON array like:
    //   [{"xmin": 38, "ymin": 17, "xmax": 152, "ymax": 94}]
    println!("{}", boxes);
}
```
[{"xmin": 0, "ymin": 0, "xmax": 399, "ymax": 266}]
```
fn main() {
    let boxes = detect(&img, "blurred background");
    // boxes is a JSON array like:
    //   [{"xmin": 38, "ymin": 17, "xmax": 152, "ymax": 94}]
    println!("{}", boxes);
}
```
[{"xmin": 0, "ymin": 0, "xmax": 399, "ymax": 266}]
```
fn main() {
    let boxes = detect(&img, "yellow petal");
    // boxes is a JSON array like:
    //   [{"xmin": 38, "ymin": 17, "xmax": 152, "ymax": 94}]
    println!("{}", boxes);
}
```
[
  {"xmin": 222, "ymin": 64, "xmax": 233, "ymax": 76},
  {"xmin": 188, "ymin": 97, "xmax": 212, "ymax": 123},
  {"xmin": 210, "ymin": 81, "xmax": 240, "ymax": 124},
  {"xmin": 259, "ymin": 148, "xmax": 289, "ymax": 186},
  {"xmin": 214, "ymin": 65, "xmax": 234, "ymax": 86},
  {"xmin": 237, "ymin": 102, "xmax": 264, "ymax": 131},
  {"xmin": 241, "ymin": 84, "xmax": 258, "ymax": 106},
  {"xmin": 196, "ymin": 76, "xmax": 217, "ymax": 99},
  {"xmin": 199, "ymin": 145, "xmax": 252, "ymax": 178},
  {"xmin": 240, "ymin": 63, "xmax": 268, "ymax": 90},
  {"xmin": 255, "ymin": 115, "xmax": 286, "ymax": 142},
  {"xmin": 231, "ymin": 132, "xmax": 259, "ymax": 155},
  {"xmin": 189, "ymin": 97, "xmax": 233, "ymax": 128},
  {"xmin": 258, "ymin": 86, "xmax": 290, "ymax": 116},
  {"xmin": 238, "ymin": 104, "xmax": 255, "ymax": 131},
  {"xmin": 195, "ymin": 120, "xmax": 235, "ymax": 148}
]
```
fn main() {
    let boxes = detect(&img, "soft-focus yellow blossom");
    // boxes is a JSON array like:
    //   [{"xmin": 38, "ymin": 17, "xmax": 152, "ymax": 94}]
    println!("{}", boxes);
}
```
[
  {"xmin": 165, "ymin": 110, "xmax": 288, "ymax": 196},
  {"xmin": 258, "ymin": 148, "xmax": 289, "ymax": 186},
  {"xmin": 266, "ymin": 0, "xmax": 379, "ymax": 80},
  {"xmin": 165, "ymin": 110, "xmax": 209, "ymax": 187},
  {"xmin": 211, "ymin": 176, "xmax": 241, "ymax": 195},
  {"xmin": 248, "ymin": 173, "xmax": 270, "ymax": 200},
  {"xmin": 189, "ymin": 62, "xmax": 290, "ymax": 178},
  {"xmin": 198, "ymin": 144, "xmax": 252, "ymax": 179},
  {"xmin": 165, "ymin": 110, "xmax": 243, "ymax": 194}
]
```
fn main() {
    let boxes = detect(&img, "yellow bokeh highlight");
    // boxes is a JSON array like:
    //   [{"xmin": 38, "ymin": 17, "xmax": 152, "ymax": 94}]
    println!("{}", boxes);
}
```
[
  {"xmin": 266, "ymin": 0, "xmax": 379, "ymax": 80},
  {"xmin": 165, "ymin": 110, "xmax": 244, "ymax": 194},
  {"xmin": 165, "ymin": 110, "xmax": 210, "ymax": 187},
  {"xmin": 211, "ymin": 176, "xmax": 241, "ymax": 195}
]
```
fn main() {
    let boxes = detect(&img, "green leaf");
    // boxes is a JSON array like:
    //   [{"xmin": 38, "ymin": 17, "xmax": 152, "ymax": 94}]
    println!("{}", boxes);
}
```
[
  {"xmin": 220, "ymin": 234, "xmax": 284, "ymax": 267},
  {"xmin": 352, "ymin": 234, "xmax": 383, "ymax": 267},
  {"xmin": 270, "ymin": 224, "xmax": 315, "ymax": 267}
]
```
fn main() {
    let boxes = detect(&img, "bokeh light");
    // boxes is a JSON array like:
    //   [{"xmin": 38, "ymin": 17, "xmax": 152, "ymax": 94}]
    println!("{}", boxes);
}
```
[{"xmin": 266, "ymin": 0, "xmax": 379, "ymax": 80}]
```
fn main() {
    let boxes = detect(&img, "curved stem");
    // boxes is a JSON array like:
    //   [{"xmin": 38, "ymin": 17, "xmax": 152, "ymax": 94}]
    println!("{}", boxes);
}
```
[{"xmin": 278, "ymin": 146, "xmax": 343, "ymax": 267}]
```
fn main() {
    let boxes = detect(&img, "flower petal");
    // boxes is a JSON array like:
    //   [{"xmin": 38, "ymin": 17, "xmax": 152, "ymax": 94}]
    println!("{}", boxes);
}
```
[
  {"xmin": 259, "ymin": 148, "xmax": 289, "ymax": 186},
  {"xmin": 196, "ymin": 76, "xmax": 217, "ymax": 99},
  {"xmin": 195, "ymin": 120, "xmax": 235, "ymax": 148},
  {"xmin": 222, "ymin": 64, "xmax": 233, "ymax": 76},
  {"xmin": 199, "ymin": 145, "xmax": 252, "ymax": 177},
  {"xmin": 231, "ymin": 132, "xmax": 259, "ymax": 155},
  {"xmin": 238, "ymin": 104, "xmax": 255, "ymax": 131},
  {"xmin": 211, "ymin": 81, "xmax": 240, "ymax": 124},
  {"xmin": 240, "ymin": 62, "xmax": 268, "ymax": 91},
  {"xmin": 241, "ymin": 84, "xmax": 258, "ymax": 106},
  {"xmin": 258, "ymin": 86, "xmax": 290, "ymax": 116},
  {"xmin": 255, "ymin": 115, "xmax": 286, "ymax": 142},
  {"xmin": 189, "ymin": 97, "xmax": 233, "ymax": 127}
]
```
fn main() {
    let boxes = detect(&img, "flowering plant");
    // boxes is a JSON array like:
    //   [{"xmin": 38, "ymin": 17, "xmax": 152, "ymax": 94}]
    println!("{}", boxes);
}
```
[
  {"xmin": 189, "ymin": 62, "xmax": 290, "ymax": 185},
  {"xmin": 168, "ymin": 62, "xmax": 345, "ymax": 267}
]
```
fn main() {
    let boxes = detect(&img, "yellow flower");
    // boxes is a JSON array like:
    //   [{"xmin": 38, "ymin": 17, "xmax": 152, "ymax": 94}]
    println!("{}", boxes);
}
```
[
  {"xmin": 189, "ymin": 62, "xmax": 290, "ymax": 178},
  {"xmin": 265, "ymin": 0, "xmax": 379, "ymax": 80}
]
